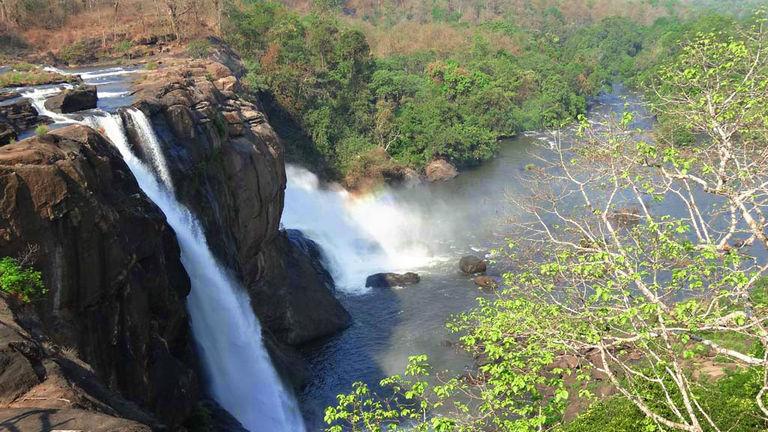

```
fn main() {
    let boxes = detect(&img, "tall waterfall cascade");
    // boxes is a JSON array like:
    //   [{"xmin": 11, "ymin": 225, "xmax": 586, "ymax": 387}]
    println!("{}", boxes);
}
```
[
  {"xmin": 21, "ymin": 73, "xmax": 306, "ymax": 431},
  {"xmin": 92, "ymin": 111, "xmax": 306, "ymax": 432}
]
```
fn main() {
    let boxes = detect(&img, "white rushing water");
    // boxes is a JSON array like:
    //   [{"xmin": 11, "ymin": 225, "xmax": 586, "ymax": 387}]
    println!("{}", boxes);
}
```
[
  {"xmin": 282, "ymin": 165, "xmax": 436, "ymax": 295},
  {"xmin": 89, "ymin": 113, "xmax": 305, "ymax": 432}
]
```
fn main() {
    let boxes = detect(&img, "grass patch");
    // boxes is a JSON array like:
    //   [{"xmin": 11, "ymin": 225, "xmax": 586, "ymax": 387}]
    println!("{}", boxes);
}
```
[
  {"xmin": 0, "ymin": 65, "xmax": 77, "ymax": 87},
  {"xmin": 34, "ymin": 124, "xmax": 49, "ymax": 137},
  {"xmin": 58, "ymin": 41, "xmax": 92, "ymax": 65},
  {"xmin": 187, "ymin": 39, "xmax": 211, "ymax": 59}
]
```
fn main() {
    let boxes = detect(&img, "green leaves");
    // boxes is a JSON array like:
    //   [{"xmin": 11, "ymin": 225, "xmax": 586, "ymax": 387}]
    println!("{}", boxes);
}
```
[{"xmin": 0, "ymin": 257, "xmax": 45, "ymax": 303}]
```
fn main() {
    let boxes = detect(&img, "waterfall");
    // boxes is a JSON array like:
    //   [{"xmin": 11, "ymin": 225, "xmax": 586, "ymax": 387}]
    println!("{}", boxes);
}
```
[
  {"xmin": 90, "ymin": 113, "xmax": 305, "ymax": 432},
  {"xmin": 124, "ymin": 109, "xmax": 176, "ymax": 192},
  {"xmin": 282, "ymin": 165, "xmax": 435, "ymax": 295}
]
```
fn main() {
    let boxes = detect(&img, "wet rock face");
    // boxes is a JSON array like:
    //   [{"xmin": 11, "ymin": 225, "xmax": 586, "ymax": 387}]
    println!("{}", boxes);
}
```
[
  {"xmin": 43, "ymin": 85, "xmax": 97, "ymax": 113},
  {"xmin": 0, "ymin": 125, "xmax": 197, "ymax": 428},
  {"xmin": 128, "ymin": 60, "xmax": 350, "ymax": 351},
  {"xmin": 259, "ymin": 230, "xmax": 351, "ymax": 345}
]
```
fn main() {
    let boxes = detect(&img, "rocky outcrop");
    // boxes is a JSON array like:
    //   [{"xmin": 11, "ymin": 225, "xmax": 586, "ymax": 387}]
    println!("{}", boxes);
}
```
[
  {"xmin": 0, "ymin": 98, "xmax": 52, "ymax": 142},
  {"xmin": 425, "ymin": 159, "xmax": 458, "ymax": 182},
  {"xmin": 44, "ymin": 85, "xmax": 97, "ymax": 113},
  {"xmin": 127, "ymin": 59, "xmax": 349, "ymax": 363},
  {"xmin": 0, "ymin": 125, "xmax": 198, "ymax": 427},
  {"xmin": 0, "ymin": 295, "xmax": 156, "ymax": 430},
  {"xmin": 258, "ymin": 230, "xmax": 351, "ymax": 345},
  {"xmin": 459, "ymin": 255, "xmax": 487, "ymax": 274},
  {"xmin": 0, "ymin": 91, "xmax": 19, "ymax": 102},
  {"xmin": 366, "ymin": 272, "xmax": 421, "ymax": 288},
  {"xmin": 0, "ymin": 408, "xmax": 151, "ymax": 431}
]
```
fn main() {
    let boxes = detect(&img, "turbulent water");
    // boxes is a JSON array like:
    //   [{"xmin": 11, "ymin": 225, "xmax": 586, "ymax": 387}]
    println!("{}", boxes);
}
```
[{"xmin": 283, "ymin": 166, "xmax": 439, "ymax": 295}]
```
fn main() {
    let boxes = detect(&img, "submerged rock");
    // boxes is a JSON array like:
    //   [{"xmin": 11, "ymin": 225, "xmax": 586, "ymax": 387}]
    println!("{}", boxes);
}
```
[
  {"xmin": 44, "ymin": 85, "xmax": 97, "ymax": 113},
  {"xmin": 473, "ymin": 275, "xmax": 500, "ymax": 290},
  {"xmin": 366, "ymin": 272, "xmax": 421, "ymax": 288},
  {"xmin": 425, "ymin": 159, "xmax": 458, "ymax": 182},
  {"xmin": 459, "ymin": 255, "xmax": 487, "ymax": 274}
]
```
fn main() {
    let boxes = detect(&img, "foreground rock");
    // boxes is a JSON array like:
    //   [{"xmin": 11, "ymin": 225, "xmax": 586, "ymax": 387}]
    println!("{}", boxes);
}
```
[
  {"xmin": 0, "ymin": 125, "xmax": 198, "ymax": 428},
  {"xmin": 366, "ymin": 272, "xmax": 421, "ymax": 288},
  {"xmin": 0, "ymin": 408, "xmax": 150, "ymax": 432},
  {"xmin": 460, "ymin": 255, "xmax": 487, "ymax": 274},
  {"xmin": 44, "ymin": 85, "xmax": 97, "ymax": 113},
  {"xmin": 425, "ymin": 159, "xmax": 458, "ymax": 182},
  {"xmin": 259, "ymin": 230, "xmax": 351, "ymax": 345},
  {"xmin": 0, "ymin": 122, "xmax": 14, "ymax": 145},
  {"xmin": 128, "ymin": 58, "xmax": 351, "ymax": 381}
]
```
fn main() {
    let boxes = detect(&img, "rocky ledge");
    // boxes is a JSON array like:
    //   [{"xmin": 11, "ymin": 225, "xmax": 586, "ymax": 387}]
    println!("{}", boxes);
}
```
[
  {"xmin": 0, "ymin": 125, "xmax": 198, "ymax": 428},
  {"xmin": 126, "ymin": 51, "xmax": 350, "ymax": 383}
]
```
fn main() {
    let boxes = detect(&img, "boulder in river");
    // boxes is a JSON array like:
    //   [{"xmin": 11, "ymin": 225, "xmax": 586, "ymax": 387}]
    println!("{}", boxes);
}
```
[
  {"xmin": 459, "ymin": 255, "xmax": 487, "ymax": 274},
  {"xmin": 366, "ymin": 272, "xmax": 421, "ymax": 288},
  {"xmin": 425, "ymin": 159, "xmax": 458, "ymax": 182},
  {"xmin": 0, "ymin": 98, "xmax": 51, "ymax": 134},
  {"xmin": 44, "ymin": 85, "xmax": 97, "ymax": 113},
  {"xmin": 473, "ymin": 275, "xmax": 499, "ymax": 290}
]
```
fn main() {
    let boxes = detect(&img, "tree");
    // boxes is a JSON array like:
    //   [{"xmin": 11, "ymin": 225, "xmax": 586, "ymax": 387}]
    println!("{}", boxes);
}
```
[{"xmin": 324, "ymin": 12, "xmax": 768, "ymax": 432}]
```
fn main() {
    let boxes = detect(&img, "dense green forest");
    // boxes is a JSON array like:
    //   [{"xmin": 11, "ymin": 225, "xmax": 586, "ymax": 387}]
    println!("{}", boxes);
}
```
[{"xmin": 222, "ymin": 0, "xmax": 761, "ymax": 186}]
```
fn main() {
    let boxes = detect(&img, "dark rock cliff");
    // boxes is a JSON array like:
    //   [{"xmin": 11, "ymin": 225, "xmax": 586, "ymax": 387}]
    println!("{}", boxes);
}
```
[
  {"xmin": 126, "ymin": 58, "xmax": 350, "ymax": 380},
  {"xmin": 0, "ymin": 126, "xmax": 198, "ymax": 428}
]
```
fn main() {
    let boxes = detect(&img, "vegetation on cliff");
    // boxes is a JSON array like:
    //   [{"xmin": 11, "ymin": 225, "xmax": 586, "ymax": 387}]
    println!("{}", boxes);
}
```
[{"xmin": 0, "ymin": 256, "xmax": 44, "ymax": 303}]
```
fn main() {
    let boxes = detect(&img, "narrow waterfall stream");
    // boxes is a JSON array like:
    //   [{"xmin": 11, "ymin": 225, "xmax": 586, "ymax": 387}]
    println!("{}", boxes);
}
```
[
  {"xmin": 92, "ymin": 111, "xmax": 306, "ymax": 432},
  {"xmin": 12, "ymin": 64, "xmax": 306, "ymax": 430}
]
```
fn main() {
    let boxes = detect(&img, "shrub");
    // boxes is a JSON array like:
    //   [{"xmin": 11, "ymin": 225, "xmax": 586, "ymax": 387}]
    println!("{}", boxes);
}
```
[
  {"xmin": 59, "ymin": 41, "xmax": 90, "ymax": 65},
  {"xmin": 0, "ymin": 257, "xmax": 46, "ymax": 303},
  {"xmin": 187, "ymin": 39, "xmax": 211, "ymax": 59},
  {"xmin": 115, "ymin": 40, "xmax": 133, "ymax": 54},
  {"xmin": 34, "ymin": 124, "xmax": 49, "ymax": 137}
]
